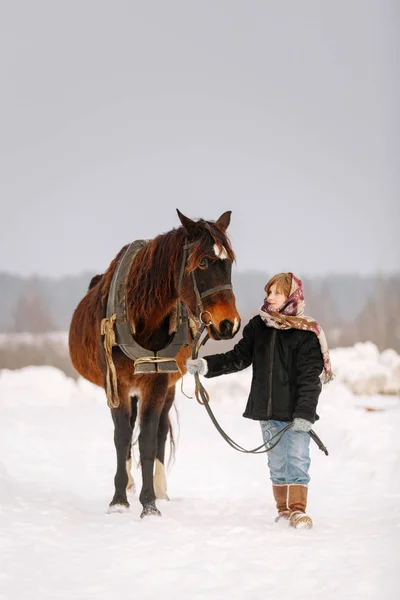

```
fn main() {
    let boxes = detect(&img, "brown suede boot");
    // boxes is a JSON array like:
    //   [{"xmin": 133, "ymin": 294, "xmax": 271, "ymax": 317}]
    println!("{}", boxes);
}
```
[
  {"xmin": 272, "ymin": 484, "xmax": 290, "ymax": 521},
  {"xmin": 288, "ymin": 484, "xmax": 313, "ymax": 529}
]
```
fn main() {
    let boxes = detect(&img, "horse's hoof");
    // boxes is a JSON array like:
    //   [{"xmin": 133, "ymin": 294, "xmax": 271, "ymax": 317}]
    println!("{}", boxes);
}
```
[
  {"xmin": 140, "ymin": 503, "xmax": 162, "ymax": 519},
  {"xmin": 107, "ymin": 502, "xmax": 130, "ymax": 514}
]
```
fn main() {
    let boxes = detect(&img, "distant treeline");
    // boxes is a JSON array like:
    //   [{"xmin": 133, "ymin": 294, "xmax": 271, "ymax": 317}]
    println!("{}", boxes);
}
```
[{"xmin": 0, "ymin": 271, "xmax": 399, "ymax": 355}]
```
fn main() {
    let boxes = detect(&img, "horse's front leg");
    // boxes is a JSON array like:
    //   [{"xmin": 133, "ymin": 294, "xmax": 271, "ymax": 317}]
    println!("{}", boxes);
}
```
[
  {"xmin": 109, "ymin": 395, "xmax": 133, "ymax": 512},
  {"xmin": 139, "ymin": 376, "xmax": 168, "ymax": 518},
  {"xmin": 154, "ymin": 386, "xmax": 175, "ymax": 500}
]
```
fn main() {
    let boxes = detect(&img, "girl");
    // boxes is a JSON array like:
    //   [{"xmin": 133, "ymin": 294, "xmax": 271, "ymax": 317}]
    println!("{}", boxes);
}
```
[{"xmin": 187, "ymin": 272, "xmax": 334, "ymax": 529}]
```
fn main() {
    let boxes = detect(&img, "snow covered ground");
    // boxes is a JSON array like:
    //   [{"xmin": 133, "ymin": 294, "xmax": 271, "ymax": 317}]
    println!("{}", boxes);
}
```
[
  {"xmin": 1, "ymin": 333, "xmax": 399, "ymax": 395},
  {"xmin": 0, "ymin": 365, "xmax": 399, "ymax": 600}
]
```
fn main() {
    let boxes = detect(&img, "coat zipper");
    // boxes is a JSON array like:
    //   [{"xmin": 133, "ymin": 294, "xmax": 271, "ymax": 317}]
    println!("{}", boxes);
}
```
[{"xmin": 267, "ymin": 329, "xmax": 276, "ymax": 418}]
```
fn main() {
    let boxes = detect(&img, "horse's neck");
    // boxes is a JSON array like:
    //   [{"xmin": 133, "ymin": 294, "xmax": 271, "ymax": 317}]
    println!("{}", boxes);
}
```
[
  {"xmin": 135, "ymin": 299, "xmax": 180, "ymax": 351},
  {"xmin": 130, "ymin": 260, "xmax": 180, "ymax": 349},
  {"xmin": 148, "ymin": 305, "xmax": 178, "ymax": 351},
  {"xmin": 127, "ymin": 235, "xmax": 187, "ymax": 348}
]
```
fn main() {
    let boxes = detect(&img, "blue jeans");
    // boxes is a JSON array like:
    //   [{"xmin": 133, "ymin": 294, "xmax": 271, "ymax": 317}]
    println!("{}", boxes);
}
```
[{"xmin": 260, "ymin": 420, "xmax": 311, "ymax": 485}]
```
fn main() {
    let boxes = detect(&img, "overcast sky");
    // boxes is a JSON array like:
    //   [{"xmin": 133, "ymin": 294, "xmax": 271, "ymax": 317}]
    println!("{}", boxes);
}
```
[{"xmin": 1, "ymin": 0, "xmax": 398, "ymax": 278}]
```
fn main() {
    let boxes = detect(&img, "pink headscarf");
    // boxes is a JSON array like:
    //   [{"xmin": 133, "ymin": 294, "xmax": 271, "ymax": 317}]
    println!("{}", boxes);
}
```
[{"xmin": 259, "ymin": 273, "xmax": 334, "ymax": 383}]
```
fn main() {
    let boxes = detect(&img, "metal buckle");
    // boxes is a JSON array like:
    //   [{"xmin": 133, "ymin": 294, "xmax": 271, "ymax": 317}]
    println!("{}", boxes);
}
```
[{"xmin": 199, "ymin": 310, "xmax": 213, "ymax": 326}]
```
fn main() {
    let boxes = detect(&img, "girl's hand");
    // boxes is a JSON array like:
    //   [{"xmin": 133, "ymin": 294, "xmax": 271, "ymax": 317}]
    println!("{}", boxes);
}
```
[
  {"xmin": 186, "ymin": 358, "xmax": 208, "ymax": 375},
  {"xmin": 292, "ymin": 418, "xmax": 313, "ymax": 432}
]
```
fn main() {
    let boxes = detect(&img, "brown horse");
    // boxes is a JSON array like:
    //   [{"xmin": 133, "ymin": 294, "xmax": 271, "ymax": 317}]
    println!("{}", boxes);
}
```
[{"xmin": 69, "ymin": 210, "xmax": 240, "ymax": 517}]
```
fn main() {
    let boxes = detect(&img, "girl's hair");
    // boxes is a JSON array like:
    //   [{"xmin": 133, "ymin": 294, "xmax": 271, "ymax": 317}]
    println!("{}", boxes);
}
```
[{"xmin": 264, "ymin": 273, "xmax": 292, "ymax": 298}]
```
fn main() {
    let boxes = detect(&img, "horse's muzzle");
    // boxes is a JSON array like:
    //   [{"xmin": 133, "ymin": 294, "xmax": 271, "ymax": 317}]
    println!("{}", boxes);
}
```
[{"xmin": 211, "ymin": 319, "xmax": 240, "ymax": 340}]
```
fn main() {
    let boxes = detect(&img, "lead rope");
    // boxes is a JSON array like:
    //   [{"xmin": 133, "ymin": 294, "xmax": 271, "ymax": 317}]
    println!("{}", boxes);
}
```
[
  {"xmin": 190, "ymin": 324, "xmax": 329, "ymax": 455},
  {"xmin": 190, "ymin": 324, "xmax": 293, "ymax": 453}
]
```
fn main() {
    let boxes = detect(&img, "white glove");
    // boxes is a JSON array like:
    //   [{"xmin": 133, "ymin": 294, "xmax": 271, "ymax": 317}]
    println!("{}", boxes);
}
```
[
  {"xmin": 292, "ymin": 418, "xmax": 313, "ymax": 432},
  {"xmin": 186, "ymin": 358, "xmax": 208, "ymax": 376}
]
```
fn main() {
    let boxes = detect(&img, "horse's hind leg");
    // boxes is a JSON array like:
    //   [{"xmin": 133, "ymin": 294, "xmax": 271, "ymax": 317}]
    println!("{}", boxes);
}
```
[
  {"xmin": 138, "ymin": 375, "xmax": 169, "ymax": 518},
  {"xmin": 154, "ymin": 386, "xmax": 175, "ymax": 500},
  {"xmin": 108, "ymin": 392, "xmax": 133, "ymax": 512},
  {"xmin": 126, "ymin": 395, "xmax": 138, "ymax": 494}
]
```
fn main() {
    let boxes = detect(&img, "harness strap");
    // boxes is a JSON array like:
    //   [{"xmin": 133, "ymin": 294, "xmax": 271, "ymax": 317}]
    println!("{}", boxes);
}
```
[
  {"xmin": 191, "ymin": 270, "xmax": 203, "ymax": 312},
  {"xmin": 100, "ymin": 314, "xmax": 120, "ymax": 409},
  {"xmin": 106, "ymin": 239, "xmax": 190, "ymax": 370},
  {"xmin": 201, "ymin": 284, "xmax": 232, "ymax": 299},
  {"xmin": 177, "ymin": 242, "xmax": 192, "ymax": 321}
]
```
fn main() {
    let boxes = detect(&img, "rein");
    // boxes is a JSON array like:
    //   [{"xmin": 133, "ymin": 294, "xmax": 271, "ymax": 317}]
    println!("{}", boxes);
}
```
[{"xmin": 191, "ymin": 323, "xmax": 329, "ymax": 456}]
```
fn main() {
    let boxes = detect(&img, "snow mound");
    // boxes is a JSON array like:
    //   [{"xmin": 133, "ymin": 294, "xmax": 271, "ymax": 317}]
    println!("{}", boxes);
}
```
[
  {"xmin": 0, "ymin": 366, "xmax": 103, "ymax": 406},
  {"xmin": 331, "ymin": 342, "xmax": 400, "ymax": 395}
]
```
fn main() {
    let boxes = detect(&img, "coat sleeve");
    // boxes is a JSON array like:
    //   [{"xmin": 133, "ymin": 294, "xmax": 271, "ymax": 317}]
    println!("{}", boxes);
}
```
[
  {"xmin": 293, "ymin": 333, "xmax": 324, "ymax": 423},
  {"xmin": 203, "ymin": 320, "xmax": 255, "ymax": 378}
]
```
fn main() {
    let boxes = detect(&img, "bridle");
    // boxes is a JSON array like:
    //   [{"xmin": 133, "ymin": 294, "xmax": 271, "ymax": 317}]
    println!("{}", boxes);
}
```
[{"xmin": 178, "ymin": 241, "xmax": 233, "ymax": 326}]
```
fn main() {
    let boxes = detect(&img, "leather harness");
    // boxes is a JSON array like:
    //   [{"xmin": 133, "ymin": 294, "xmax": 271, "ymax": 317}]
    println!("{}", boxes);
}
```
[{"xmin": 103, "ymin": 238, "xmax": 233, "ymax": 378}]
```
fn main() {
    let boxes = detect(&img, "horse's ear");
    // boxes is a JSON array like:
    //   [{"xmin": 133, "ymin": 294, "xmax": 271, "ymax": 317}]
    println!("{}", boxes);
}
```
[
  {"xmin": 216, "ymin": 211, "xmax": 232, "ymax": 231},
  {"xmin": 176, "ymin": 209, "xmax": 198, "ymax": 236}
]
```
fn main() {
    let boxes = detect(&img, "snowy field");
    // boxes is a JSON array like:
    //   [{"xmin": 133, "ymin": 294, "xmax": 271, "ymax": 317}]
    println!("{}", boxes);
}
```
[
  {"xmin": 1, "ymin": 362, "xmax": 399, "ymax": 599},
  {"xmin": 1, "ymin": 333, "xmax": 399, "ymax": 396}
]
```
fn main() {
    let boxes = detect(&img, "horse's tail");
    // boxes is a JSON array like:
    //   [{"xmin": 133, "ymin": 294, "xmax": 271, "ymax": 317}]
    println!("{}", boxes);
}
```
[{"xmin": 88, "ymin": 274, "xmax": 103, "ymax": 290}]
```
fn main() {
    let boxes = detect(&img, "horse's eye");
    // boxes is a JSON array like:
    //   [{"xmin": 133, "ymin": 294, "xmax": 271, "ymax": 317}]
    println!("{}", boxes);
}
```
[{"xmin": 199, "ymin": 258, "xmax": 208, "ymax": 269}]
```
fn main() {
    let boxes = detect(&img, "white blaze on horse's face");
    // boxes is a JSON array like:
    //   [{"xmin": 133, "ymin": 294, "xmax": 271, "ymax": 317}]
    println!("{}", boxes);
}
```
[
  {"xmin": 232, "ymin": 317, "xmax": 240, "ymax": 334},
  {"xmin": 213, "ymin": 244, "xmax": 228, "ymax": 260}
]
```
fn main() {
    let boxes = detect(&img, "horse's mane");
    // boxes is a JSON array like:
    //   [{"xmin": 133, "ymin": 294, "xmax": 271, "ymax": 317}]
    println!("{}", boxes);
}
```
[{"xmin": 101, "ymin": 220, "xmax": 235, "ymax": 338}]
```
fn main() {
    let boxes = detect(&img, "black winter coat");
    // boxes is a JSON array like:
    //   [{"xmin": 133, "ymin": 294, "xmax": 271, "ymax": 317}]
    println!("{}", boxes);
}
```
[{"xmin": 204, "ymin": 315, "xmax": 324, "ymax": 423}]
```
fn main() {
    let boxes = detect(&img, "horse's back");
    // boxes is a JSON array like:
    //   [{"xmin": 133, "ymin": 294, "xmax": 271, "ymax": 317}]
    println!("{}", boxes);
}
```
[{"xmin": 69, "ymin": 245, "xmax": 129, "ymax": 386}]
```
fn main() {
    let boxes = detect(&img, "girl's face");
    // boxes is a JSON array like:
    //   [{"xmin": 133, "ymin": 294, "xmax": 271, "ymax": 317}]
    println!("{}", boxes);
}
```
[{"xmin": 266, "ymin": 284, "xmax": 288, "ymax": 311}]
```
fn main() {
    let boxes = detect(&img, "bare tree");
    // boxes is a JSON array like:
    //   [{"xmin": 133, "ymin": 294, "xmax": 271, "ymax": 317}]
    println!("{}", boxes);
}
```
[
  {"xmin": 12, "ymin": 280, "xmax": 56, "ymax": 333},
  {"xmin": 353, "ymin": 275, "xmax": 400, "ymax": 352}
]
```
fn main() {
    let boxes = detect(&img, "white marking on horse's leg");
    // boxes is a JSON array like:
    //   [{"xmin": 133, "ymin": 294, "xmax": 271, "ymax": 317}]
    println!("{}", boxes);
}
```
[
  {"xmin": 126, "ymin": 458, "xmax": 135, "ymax": 494},
  {"xmin": 232, "ymin": 317, "xmax": 240, "ymax": 334},
  {"xmin": 154, "ymin": 458, "xmax": 169, "ymax": 500},
  {"xmin": 213, "ymin": 244, "xmax": 228, "ymax": 260},
  {"xmin": 128, "ymin": 387, "xmax": 140, "ymax": 397}
]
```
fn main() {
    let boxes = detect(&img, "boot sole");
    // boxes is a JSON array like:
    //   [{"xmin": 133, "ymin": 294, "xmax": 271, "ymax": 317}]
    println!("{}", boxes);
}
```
[{"xmin": 291, "ymin": 515, "xmax": 313, "ymax": 529}]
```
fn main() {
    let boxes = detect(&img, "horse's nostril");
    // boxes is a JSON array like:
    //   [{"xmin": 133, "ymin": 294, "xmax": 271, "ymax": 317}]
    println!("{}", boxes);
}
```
[{"xmin": 219, "ymin": 319, "xmax": 233, "ymax": 338}]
